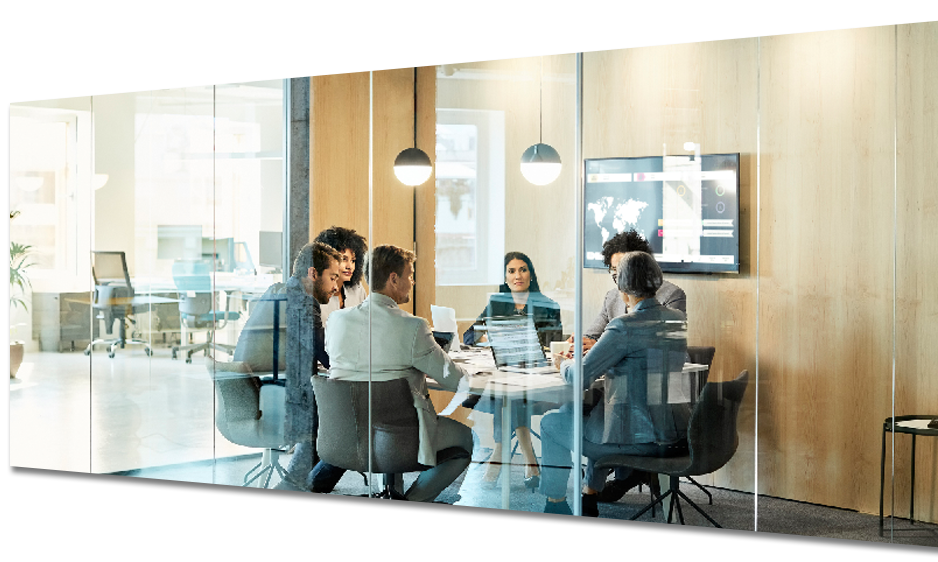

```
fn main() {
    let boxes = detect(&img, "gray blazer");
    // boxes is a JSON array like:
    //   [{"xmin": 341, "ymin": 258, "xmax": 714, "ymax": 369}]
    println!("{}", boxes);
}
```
[
  {"xmin": 562, "ymin": 299, "xmax": 689, "ymax": 446},
  {"xmin": 585, "ymin": 279, "xmax": 686, "ymax": 339},
  {"xmin": 325, "ymin": 293, "xmax": 469, "ymax": 466}
]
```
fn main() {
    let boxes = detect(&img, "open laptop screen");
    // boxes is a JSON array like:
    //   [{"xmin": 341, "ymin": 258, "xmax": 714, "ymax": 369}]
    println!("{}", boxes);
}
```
[{"xmin": 485, "ymin": 316, "xmax": 551, "ymax": 368}]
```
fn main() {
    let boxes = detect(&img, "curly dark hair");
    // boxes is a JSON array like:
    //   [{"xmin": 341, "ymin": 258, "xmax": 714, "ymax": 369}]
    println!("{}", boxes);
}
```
[
  {"xmin": 601, "ymin": 229, "xmax": 653, "ymax": 269},
  {"xmin": 498, "ymin": 251, "xmax": 542, "ymax": 293},
  {"xmin": 314, "ymin": 226, "xmax": 368, "ymax": 287}
]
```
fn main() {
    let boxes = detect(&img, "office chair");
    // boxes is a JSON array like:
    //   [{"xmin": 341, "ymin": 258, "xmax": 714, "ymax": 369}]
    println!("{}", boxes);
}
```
[
  {"xmin": 311, "ymin": 375, "xmax": 470, "ymax": 500},
  {"xmin": 84, "ymin": 251, "xmax": 153, "ymax": 358},
  {"xmin": 170, "ymin": 259, "xmax": 240, "ymax": 364},
  {"xmin": 214, "ymin": 374, "xmax": 289, "ymax": 488},
  {"xmin": 594, "ymin": 371, "xmax": 749, "ymax": 528}
]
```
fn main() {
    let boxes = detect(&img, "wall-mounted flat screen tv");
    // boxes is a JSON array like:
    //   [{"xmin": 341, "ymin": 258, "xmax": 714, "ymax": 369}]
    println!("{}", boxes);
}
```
[{"xmin": 584, "ymin": 153, "xmax": 740, "ymax": 274}]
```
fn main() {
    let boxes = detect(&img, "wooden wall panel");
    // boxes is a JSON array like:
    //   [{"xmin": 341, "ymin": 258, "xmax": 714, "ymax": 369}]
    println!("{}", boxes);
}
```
[
  {"xmin": 414, "ymin": 66, "xmax": 437, "ymax": 323},
  {"xmin": 758, "ymin": 27, "xmax": 896, "ymax": 515},
  {"xmin": 896, "ymin": 21, "xmax": 938, "ymax": 524},
  {"xmin": 310, "ymin": 67, "xmax": 436, "ymax": 319}
]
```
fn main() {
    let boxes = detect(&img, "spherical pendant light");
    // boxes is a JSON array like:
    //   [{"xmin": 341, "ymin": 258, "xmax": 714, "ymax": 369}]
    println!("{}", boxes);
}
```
[
  {"xmin": 520, "ymin": 142, "xmax": 562, "ymax": 186},
  {"xmin": 394, "ymin": 147, "xmax": 433, "ymax": 186}
]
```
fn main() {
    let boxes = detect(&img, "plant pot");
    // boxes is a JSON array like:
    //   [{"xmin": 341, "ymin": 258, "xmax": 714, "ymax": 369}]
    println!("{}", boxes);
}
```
[{"xmin": 10, "ymin": 341, "xmax": 24, "ymax": 378}]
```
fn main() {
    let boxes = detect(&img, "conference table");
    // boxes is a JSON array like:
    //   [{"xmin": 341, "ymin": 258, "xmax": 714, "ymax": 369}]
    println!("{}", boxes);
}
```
[{"xmin": 436, "ymin": 346, "xmax": 709, "ymax": 509}]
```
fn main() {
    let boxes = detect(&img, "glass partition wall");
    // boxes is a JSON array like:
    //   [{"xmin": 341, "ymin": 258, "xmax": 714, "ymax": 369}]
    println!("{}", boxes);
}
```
[{"xmin": 9, "ymin": 21, "xmax": 938, "ymax": 550}]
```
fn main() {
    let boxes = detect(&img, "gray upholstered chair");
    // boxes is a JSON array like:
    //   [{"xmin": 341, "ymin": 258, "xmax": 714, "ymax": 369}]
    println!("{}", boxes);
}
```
[
  {"xmin": 311, "ymin": 375, "xmax": 469, "ymax": 500},
  {"xmin": 214, "ymin": 375, "xmax": 289, "ymax": 488},
  {"xmin": 594, "ymin": 370, "xmax": 749, "ymax": 527}
]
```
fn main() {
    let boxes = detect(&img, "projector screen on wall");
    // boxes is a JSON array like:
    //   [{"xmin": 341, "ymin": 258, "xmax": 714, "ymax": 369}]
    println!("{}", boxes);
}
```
[{"xmin": 583, "ymin": 153, "xmax": 740, "ymax": 274}]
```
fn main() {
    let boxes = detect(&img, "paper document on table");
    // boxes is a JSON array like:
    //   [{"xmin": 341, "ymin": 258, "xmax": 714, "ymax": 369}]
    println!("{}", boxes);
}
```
[{"xmin": 439, "ymin": 376, "xmax": 472, "ymax": 416}]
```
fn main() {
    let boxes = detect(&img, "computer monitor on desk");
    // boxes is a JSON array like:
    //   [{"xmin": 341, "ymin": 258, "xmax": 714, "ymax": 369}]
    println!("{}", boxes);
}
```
[{"xmin": 258, "ymin": 231, "xmax": 283, "ymax": 274}]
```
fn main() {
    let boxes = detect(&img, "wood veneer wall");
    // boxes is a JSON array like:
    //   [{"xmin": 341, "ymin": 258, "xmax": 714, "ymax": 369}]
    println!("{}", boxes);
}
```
[{"xmin": 310, "ymin": 67, "xmax": 436, "ymax": 320}]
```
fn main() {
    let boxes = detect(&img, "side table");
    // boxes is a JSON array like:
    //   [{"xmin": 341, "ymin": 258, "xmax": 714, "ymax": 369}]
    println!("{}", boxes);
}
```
[{"xmin": 879, "ymin": 414, "xmax": 938, "ymax": 535}]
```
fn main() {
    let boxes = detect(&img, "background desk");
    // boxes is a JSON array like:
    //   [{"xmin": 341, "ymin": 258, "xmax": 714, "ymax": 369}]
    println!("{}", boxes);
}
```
[{"xmin": 32, "ymin": 275, "xmax": 277, "ymax": 353}]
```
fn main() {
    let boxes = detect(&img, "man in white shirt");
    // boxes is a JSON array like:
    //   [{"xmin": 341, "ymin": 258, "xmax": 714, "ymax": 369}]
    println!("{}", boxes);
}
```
[{"xmin": 325, "ymin": 245, "xmax": 473, "ymax": 502}]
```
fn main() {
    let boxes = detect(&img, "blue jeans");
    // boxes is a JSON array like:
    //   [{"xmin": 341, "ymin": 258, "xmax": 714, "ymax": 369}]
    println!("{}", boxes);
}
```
[
  {"xmin": 283, "ymin": 441, "xmax": 346, "ymax": 491},
  {"xmin": 539, "ymin": 404, "xmax": 661, "ymax": 499}
]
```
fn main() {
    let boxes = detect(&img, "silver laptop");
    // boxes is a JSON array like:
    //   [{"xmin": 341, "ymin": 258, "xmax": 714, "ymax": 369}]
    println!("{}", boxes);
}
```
[{"xmin": 485, "ymin": 316, "xmax": 559, "ymax": 374}]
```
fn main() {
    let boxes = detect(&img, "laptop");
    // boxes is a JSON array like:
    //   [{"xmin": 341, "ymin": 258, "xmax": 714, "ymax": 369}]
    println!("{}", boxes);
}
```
[{"xmin": 485, "ymin": 316, "xmax": 559, "ymax": 374}]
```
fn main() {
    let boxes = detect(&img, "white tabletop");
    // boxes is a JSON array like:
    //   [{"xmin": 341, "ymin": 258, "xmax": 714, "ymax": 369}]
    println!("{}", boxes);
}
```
[{"xmin": 441, "ymin": 347, "xmax": 708, "ymax": 403}]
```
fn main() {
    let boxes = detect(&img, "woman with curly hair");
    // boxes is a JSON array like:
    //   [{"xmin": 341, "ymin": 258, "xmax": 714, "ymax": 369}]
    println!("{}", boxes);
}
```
[{"xmin": 315, "ymin": 226, "xmax": 368, "ymax": 326}]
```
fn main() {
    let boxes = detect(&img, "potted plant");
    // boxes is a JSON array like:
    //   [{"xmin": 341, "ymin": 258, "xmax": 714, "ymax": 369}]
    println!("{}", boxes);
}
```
[{"xmin": 9, "ymin": 210, "xmax": 33, "ymax": 378}]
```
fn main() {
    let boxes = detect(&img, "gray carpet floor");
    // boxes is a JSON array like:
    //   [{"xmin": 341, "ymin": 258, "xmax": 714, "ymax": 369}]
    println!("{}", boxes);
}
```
[{"xmin": 16, "ymin": 450, "xmax": 938, "ymax": 550}]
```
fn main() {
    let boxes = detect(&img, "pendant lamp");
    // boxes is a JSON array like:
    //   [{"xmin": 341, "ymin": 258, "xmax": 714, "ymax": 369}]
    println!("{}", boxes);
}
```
[
  {"xmin": 521, "ymin": 57, "xmax": 562, "ymax": 186},
  {"xmin": 394, "ymin": 68, "xmax": 433, "ymax": 186}
]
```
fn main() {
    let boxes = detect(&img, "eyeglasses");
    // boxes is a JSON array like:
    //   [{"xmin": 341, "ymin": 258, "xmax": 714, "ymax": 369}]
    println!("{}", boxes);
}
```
[{"xmin": 609, "ymin": 267, "xmax": 618, "ymax": 284}]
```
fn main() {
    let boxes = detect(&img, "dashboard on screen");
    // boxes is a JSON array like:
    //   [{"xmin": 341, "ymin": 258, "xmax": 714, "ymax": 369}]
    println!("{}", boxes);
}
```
[{"xmin": 584, "ymin": 153, "xmax": 740, "ymax": 274}]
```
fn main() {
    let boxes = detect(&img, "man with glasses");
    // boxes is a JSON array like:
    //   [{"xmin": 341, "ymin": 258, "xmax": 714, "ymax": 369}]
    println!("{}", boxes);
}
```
[{"xmin": 567, "ymin": 229, "xmax": 686, "ymax": 500}]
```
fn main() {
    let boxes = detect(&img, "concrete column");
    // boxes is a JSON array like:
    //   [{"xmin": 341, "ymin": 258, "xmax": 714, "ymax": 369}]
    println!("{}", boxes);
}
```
[{"xmin": 287, "ymin": 77, "xmax": 311, "ymax": 267}]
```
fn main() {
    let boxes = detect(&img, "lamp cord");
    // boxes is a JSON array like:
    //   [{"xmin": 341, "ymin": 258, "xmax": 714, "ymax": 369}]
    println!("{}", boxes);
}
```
[
  {"xmin": 539, "ymin": 57, "xmax": 543, "ymax": 144},
  {"xmin": 413, "ymin": 67, "xmax": 418, "ymax": 148}
]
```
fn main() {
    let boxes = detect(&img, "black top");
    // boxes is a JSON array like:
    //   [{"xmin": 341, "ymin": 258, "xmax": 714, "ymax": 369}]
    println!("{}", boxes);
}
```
[{"xmin": 463, "ymin": 291, "xmax": 563, "ymax": 348}]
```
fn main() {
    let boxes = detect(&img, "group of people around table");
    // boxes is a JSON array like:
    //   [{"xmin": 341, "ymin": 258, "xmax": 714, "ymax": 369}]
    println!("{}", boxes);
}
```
[{"xmin": 257, "ymin": 225, "xmax": 688, "ymax": 514}]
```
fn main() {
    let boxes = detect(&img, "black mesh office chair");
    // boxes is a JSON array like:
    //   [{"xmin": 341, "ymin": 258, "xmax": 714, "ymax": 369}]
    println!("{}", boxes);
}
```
[
  {"xmin": 84, "ymin": 251, "xmax": 152, "ymax": 358},
  {"xmin": 311, "ymin": 375, "xmax": 469, "ymax": 500},
  {"xmin": 594, "ymin": 370, "xmax": 749, "ymax": 528}
]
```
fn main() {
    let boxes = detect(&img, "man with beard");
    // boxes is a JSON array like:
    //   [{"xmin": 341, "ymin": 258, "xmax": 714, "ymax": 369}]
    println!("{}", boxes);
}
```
[{"xmin": 278, "ymin": 241, "xmax": 344, "ymax": 490}]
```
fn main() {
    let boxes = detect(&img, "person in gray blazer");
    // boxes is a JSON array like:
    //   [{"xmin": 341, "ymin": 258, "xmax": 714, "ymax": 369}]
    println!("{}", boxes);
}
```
[
  {"xmin": 566, "ymin": 229, "xmax": 687, "ymax": 499},
  {"xmin": 324, "ymin": 245, "xmax": 473, "ymax": 502},
  {"xmin": 540, "ymin": 251, "xmax": 689, "ymax": 516}
]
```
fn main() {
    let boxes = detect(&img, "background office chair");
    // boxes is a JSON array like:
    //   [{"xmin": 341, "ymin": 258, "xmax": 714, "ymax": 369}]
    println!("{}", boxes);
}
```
[
  {"xmin": 214, "ymin": 374, "xmax": 289, "ymax": 488},
  {"xmin": 594, "ymin": 370, "xmax": 749, "ymax": 527},
  {"xmin": 311, "ymin": 375, "xmax": 470, "ymax": 500},
  {"xmin": 84, "ymin": 251, "xmax": 153, "ymax": 358},
  {"xmin": 171, "ymin": 259, "xmax": 240, "ymax": 364}
]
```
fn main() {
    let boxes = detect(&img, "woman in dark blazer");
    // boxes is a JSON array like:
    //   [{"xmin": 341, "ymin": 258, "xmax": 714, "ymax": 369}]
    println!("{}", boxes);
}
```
[{"xmin": 463, "ymin": 251, "xmax": 562, "ymax": 489}]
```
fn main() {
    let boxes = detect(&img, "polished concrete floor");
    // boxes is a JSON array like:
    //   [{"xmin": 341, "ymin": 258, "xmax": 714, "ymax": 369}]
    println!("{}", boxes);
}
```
[{"xmin": 9, "ymin": 343, "xmax": 937, "ymax": 551}]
